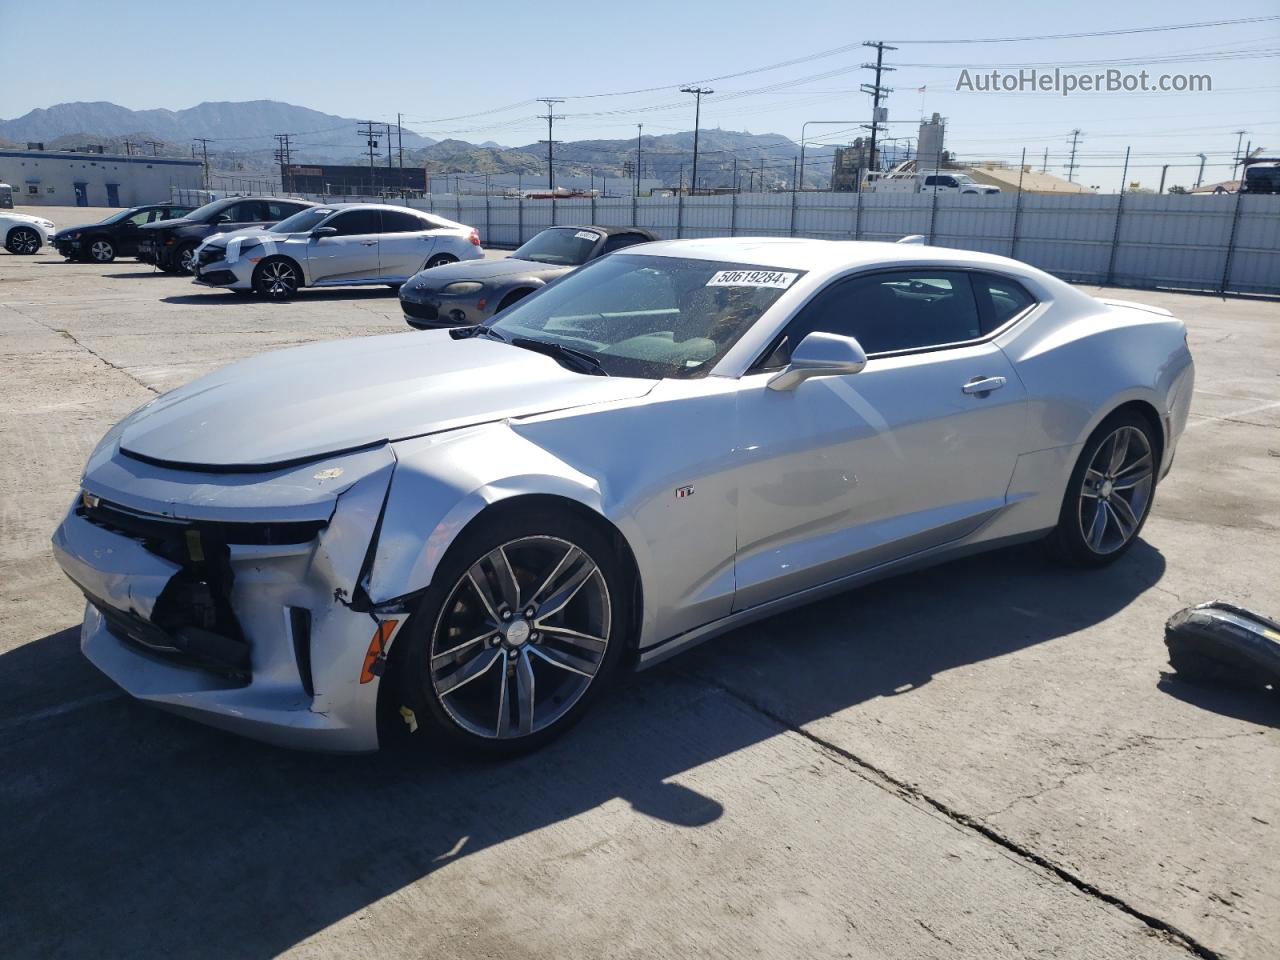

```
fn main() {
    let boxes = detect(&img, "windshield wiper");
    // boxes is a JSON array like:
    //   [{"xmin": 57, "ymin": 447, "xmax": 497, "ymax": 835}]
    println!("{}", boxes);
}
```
[
  {"xmin": 507, "ymin": 336, "xmax": 608, "ymax": 376},
  {"xmin": 450, "ymin": 324, "xmax": 509, "ymax": 342}
]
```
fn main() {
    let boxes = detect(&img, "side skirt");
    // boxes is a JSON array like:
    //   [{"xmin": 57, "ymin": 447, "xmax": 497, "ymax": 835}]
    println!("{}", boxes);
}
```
[{"xmin": 635, "ymin": 528, "xmax": 1051, "ymax": 670}]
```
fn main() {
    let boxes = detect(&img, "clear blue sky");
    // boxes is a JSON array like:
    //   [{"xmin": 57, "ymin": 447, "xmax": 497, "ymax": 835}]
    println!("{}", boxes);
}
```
[{"xmin": 4, "ymin": 0, "xmax": 1277, "ymax": 191}]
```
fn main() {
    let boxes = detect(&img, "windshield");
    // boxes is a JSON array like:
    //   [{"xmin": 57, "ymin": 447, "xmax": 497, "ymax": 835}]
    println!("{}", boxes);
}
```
[
  {"xmin": 98, "ymin": 208, "xmax": 137, "ymax": 225},
  {"xmin": 179, "ymin": 199, "xmax": 230, "ymax": 222},
  {"xmin": 511, "ymin": 227, "xmax": 602, "ymax": 266},
  {"xmin": 953, "ymin": 174, "xmax": 975, "ymax": 184},
  {"xmin": 489, "ymin": 254, "xmax": 802, "ymax": 379},
  {"xmin": 270, "ymin": 207, "xmax": 334, "ymax": 233}
]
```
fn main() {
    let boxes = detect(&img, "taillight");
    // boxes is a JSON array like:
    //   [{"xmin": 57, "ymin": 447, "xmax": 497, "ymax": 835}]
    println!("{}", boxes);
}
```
[{"xmin": 469, "ymin": 229, "xmax": 481, "ymax": 247}]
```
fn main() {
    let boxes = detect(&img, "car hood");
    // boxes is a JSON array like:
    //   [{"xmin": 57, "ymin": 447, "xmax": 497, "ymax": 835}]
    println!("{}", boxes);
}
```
[
  {"xmin": 141, "ymin": 217, "xmax": 195, "ymax": 232},
  {"xmin": 53, "ymin": 221, "xmax": 105, "ymax": 237},
  {"xmin": 117, "ymin": 330, "xmax": 657, "ymax": 469},
  {"xmin": 410, "ymin": 256, "xmax": 569, "ymax": 289},
  {"xmin": 5, "ymin": 212, "xmax": 54, "ymax": 227},
  {"xmin": 201, "ymin": 228, "xmax": 297, "ymax": 248}
]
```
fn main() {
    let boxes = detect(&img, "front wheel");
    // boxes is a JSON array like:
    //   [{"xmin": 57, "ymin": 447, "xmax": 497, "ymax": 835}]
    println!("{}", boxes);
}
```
[
  {"xmin": 252, "ymin": 258, "xmax": 301, "ymax": 300},
  {"xmin": 392, "ymin": 508, "xmax": 630, "ymax": 755},
  {"xmin": 5, "ymin": 227, "xmax": 41, "ymax": 255},
  {"xmin": 1047, "ymin": 410, "xmax": 1158, "ymax": 566},
  {"xmin": 87, "ymin": 237, "xmax": 116, "ymax": 263}
]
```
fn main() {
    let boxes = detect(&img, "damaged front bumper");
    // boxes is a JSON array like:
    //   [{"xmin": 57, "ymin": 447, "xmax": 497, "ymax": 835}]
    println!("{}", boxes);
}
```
[{"xmin": 51, "ymin": 444, "xmax": 404, "ymax": 752}]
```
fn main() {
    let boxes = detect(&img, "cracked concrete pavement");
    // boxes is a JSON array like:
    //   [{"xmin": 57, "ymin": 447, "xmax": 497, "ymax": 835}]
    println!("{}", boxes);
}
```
[{"xmin": 1, "ymin": 216, "xmax": 1276, "ymax": 959}]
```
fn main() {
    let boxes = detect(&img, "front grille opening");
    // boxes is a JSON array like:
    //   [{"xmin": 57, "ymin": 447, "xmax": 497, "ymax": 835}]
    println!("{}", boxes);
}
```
[
  {"xmin": 290, "ymin": 607, "xmax": 314, "ymax": 697},
  {"xmin": 80, "ymin": 497, "xmax": 325, "ymax": 562}
]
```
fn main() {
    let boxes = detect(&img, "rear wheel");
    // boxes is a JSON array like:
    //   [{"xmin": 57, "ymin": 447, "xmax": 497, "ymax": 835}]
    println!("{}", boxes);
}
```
[
  {"xmin": 424, "ymin": 253, "xmax": 458, "ymax": 269},
  {"xmin": 393, "ymin": 507, "xmax": 630, "ymax": 755},
  {"xmin": 1047, "ymin": 410, "xmax": 1158, "ymax": 566},
  {"xmin": 87, "ymin": 237, "xmax": 116, "ymax": 263},
  {"xmin": 5, "ymin": 227, "xmax": 40, "ymax": 255},
  {"xmin": 252, "ymin": 257, "xmax": 301, "ymax": 300}
]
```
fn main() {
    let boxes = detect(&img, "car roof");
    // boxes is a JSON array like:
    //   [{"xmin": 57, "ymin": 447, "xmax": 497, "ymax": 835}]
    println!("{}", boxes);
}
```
[
  {"xmin": 625, "ymin": 237, "xmax": 1046, "ymax": 275},
  {"xmin": 550, "ymin": 224, "xmax": 659, "ymax": 239},
  {"xmin": 318, "ymin": 202, "xmax": 437, "ymax": 214}
]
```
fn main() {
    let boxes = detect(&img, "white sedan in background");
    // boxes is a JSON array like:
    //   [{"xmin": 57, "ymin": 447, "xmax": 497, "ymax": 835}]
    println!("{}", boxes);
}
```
[
  {"xmin": 2, "ymin": 211, "xmax": 56, "ymax": 254},
  {"xmin": 192, "ymin": 203, "xmax": 484, "ymax": 299}
]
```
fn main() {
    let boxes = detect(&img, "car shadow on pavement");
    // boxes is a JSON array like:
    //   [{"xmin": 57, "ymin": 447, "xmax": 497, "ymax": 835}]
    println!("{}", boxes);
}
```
[
  {"xmin": 160, "ymin": 289, "xmax": 399, "ymax": 305},
  {"xmin": 0, "ymin": 540, "xmax": 1168, "ymax": 959}
]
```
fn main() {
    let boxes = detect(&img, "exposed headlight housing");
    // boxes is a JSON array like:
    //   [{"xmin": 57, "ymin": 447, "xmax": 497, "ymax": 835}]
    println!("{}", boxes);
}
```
[{"xmin": 441, "ymin": 281, "xmax": 483, "ymax": 295}]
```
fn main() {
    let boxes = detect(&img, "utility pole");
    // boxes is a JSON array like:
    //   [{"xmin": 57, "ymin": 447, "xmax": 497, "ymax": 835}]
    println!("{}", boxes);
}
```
[
  {"xmin": 273, "ymin": 133, "xmax": 292, "ymax": 191},
  {"xmin": 385, "ymin": 124, "xmax": 393, "ymax": 172},
  {"xmin": 680, "ymin": 86, "xmax": 713, "ymax": 195},
  {"xmin": 123, "ymin": 140, "xmax": 137, "ymax": 156},
  {"xmin": 537, "ymin": 98, "xmax": 564, "ymax": 192},
  {"xmin": 1158, "ymin": 164, "xmax": 1169, "ymax": 194},
  {"xmin": 1065, "ymin": 129, "xmax": 1083, "ymax": 183},
  {"xmin": 732, "ymin": 157, "xmax": 739, "ymax": 192},
  {"xmin": 358, "ymin": 121, "xmax": 379, "ymax": 193},
  {"xmin": 1231, "ymin": 129, "xmax": 1248, "ymax": 179},
  {"xmin": 1196, "ymin": 153, "xmax": 1207, "ymax": 188},
  {"xmin": 145, "ymin": 140, "xmax": 163, "ymax": 156},
  {"xmin": 1042, "ymin": 147, "xmax": 1049, "ymax": 172},
  {"xmin": 193, "ymin": 138, "xmax": 211, "ymax": 190},
  {"xmin": 635, "ymin": 123, "xmax": 643, "ymax": 198},
  {"xmin": 860, "ymin": 41, "xmax": 896, "ymax": 179},
  {"xmin": 397, "ymin": 112, "xmax": 404, "ymax": 170}
]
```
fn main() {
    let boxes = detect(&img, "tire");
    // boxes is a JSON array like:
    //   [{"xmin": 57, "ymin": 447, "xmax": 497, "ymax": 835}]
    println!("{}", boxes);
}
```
[
  {"xmin": 5, "ymin": 227, "xmax": 41, "ymax": 255},
  {"xmin": 391, "ymin": 505, "xmax": 631, "ymax": 756},
  {"xmin": 424, "ymin": 253, "xmax": 458, "ymax": 269},
  {"xmin": 86, "ymin": 237, "xmax": 116, "ymax": 263},
  {"xmin": 174, "ymin": 242, "xmax": 199, "ymax": 275},
  {"xmin": 1047, "ymin": 409, "xmax": 1159, "ymax": 566},
  {"xmin": 496, "ymin": 288, "xmax": 533, "ymax": 313},
  {"xmin": 157, "ymin": 259, "xmax": 181, "ymax": 274},
  {"xmin": 252, "ymin": 257, "xmax": 302, "ymax": 300}
]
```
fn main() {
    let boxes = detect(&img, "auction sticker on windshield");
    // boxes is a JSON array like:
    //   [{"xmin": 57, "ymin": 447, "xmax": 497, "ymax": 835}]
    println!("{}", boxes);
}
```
[
  {"xmin": 574, "ymin": 230, "xmax": 600, "ymax": 241},
  {"xmin": 706, "ymin": 269, "xmax": 798, "ymax": 289}
]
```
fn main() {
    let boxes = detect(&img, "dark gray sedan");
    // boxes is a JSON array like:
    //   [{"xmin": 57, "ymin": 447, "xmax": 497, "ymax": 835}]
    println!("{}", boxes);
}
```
[{"xmin": 400, "ymin": 224, "xmax": 657, "ymax": 329}]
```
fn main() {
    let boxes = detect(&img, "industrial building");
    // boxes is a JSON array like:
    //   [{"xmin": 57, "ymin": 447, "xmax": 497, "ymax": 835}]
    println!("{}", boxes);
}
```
[
  {"xmin": 0, "ymin": 148, "xmax": 203, "ymax": 207},
  {"xmin": 282, "ymin": 163, "xmax": 427, "ymax": 195}
]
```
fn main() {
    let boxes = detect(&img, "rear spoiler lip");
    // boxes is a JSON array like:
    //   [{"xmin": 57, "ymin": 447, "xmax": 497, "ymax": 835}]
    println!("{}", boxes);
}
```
[{"xmin": 1098, "ymin": 297, "xmax": 1174, "ymax": 318}]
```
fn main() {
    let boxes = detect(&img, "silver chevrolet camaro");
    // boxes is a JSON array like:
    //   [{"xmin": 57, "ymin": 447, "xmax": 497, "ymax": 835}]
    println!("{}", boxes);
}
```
[{"xmin": 52, "ymin": 238, "xmax": 1195, "ymax": 754}]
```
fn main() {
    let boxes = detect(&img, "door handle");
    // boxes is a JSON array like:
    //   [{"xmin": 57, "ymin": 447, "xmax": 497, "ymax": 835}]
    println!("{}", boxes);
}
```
[
  {"xmin": 962, "ymin": 376, "xmax": 1007, "ymax": 396},
  {"xmin": 361, "ymin": 240, "xmax": 377, "ymax": 246}
]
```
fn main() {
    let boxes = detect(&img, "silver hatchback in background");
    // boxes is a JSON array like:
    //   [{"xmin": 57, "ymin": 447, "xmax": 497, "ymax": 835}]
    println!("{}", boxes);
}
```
[{"xmin": 192, "ymin": 203, "xmax": 484, "ymax": 299}]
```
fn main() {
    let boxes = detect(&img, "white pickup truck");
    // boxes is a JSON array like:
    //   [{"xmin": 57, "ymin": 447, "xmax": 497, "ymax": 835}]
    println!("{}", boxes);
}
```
[{"xmin": 869, "ymin": 171, "xmax": 1001, "ymax": 195}]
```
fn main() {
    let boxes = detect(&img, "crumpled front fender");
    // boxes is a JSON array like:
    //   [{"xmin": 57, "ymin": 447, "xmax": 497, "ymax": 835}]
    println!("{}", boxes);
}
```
[{"xmin": 368, "ymin": 423, "xmax": 630, "ymax": 606}]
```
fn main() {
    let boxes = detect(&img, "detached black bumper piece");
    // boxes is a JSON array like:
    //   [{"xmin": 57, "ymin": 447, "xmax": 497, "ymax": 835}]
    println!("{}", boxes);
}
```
[{"xmin": 1165, "ymin": 601, "xmax": 1280, "ymax": 694}]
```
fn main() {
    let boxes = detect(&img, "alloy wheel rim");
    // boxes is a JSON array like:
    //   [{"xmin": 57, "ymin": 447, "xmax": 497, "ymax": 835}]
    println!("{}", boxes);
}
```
[
  {"xmin": 429, "ymin": 535, "xmax": 611, "ymax": 739},
  {"xmin": 13, "ymin": 230, "xmax": 38, "ymax": 254},
  {"xmin": 262, "ymin": 262, "xmax": 297, "ymax": 296},
  {"xmin": 179, "ymin": 248, "xmax": 196, "ymax": 272},
  {"xmin": 91, "ymin": 241, "xmax": 112, "ymax": 261},
  {"xmin": 1077, "ymin": 425, "xmax": 1154, "ymax": 555}
]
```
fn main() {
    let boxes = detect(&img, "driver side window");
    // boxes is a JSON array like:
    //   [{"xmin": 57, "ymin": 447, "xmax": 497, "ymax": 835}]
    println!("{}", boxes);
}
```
[
  {"xmin": 759, "ymin": 270, "xmax": 983, "ymax": 368},
  {"xmin": 327, "ymin": 210, "xmax": 383, "ymax": 236}
]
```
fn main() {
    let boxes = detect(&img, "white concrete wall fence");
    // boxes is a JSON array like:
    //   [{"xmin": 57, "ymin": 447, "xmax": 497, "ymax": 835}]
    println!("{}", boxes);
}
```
[{"xmin": 290, "ymin": 189, "xmax": 1280, "ymax": 295}]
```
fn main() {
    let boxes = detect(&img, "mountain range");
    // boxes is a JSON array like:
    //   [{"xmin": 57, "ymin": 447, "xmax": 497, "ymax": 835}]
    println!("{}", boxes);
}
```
[{"xmin": 0, "ymin": 99, "xmax": 841, "ymax": 188}]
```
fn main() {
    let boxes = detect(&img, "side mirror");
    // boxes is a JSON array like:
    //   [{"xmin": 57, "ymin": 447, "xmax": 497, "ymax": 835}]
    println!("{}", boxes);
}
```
[
  {"xmin": 767, "ymin": 332, "xmax": 867, "ymax": 391},
  {"xmin": 311, "ymin": 226, "xmax": 337, "ymax": 239},
  {"xmin": 214, "ymin": 213, "xmax": 233, "ymax": 224}
]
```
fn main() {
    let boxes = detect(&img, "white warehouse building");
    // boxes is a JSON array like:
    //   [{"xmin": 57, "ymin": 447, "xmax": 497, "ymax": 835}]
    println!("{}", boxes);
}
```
[{"xmin": 0, "ymin": 149, "xmax": 203, "ymax": 207}]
